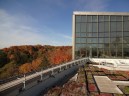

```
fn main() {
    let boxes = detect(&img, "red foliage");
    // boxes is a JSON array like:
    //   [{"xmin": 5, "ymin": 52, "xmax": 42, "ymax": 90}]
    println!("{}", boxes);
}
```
[
  {"xmin": 88, "ymin": 83, "xmax": 97, "ymax": 92},
  {"xmin": 19, "ymin": 63, "xmax": 31, "ymax": 74},
  {"xmin": 1, "ymin": 45, "xmax": 72, "ymax": 77},
  {"xmin": 50, "ymin": 47, "xmax": 72, "ymax": 64},
  {"xmin": 96, "ymin": 93, "xmax": 113, "ymax": 96}
]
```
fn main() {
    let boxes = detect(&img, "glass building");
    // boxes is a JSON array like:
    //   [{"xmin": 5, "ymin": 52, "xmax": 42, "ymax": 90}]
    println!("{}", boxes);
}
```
[{"xmin": 72, "ymin": 12, "xmax": 129, "ymax": 59}]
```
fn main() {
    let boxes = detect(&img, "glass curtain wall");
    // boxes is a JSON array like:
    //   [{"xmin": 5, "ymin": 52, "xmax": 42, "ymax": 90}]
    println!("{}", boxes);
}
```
[{"xmin": 75, "ymin": 15, "xmax": 129, "ymax": 59}]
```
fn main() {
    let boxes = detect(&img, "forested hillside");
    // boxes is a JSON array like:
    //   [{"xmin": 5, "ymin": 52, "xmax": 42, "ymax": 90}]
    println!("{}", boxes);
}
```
[{"xmin": 0, "ymin": 45, "xmax": 72, "ymax": 79}]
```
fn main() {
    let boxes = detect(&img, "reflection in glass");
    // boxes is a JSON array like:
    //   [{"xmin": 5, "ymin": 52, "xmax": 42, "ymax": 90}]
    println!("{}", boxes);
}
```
[
  {"xmin": 111, "ymin": 16, "xmax": 116, "ymax": 21},
  {"xmin": 75, "ymin": 15, "xmax": 129, "ymax": 59},
  {"xmin": 76, "ymin": 38, "xmax": 80, "ymax": 43},
  {"xmin": 81, "ymin": 23, "xmax": 86, "ymax": 32},
  {"xmin": 81, "ymin": 16, "xmax": 86, "ymax": 22},
  {"xmin": 80, "ymin": 38, "xmax": 86, "ymax": 43},
  {"xmin": 123, "ymin": 32, "xmax": 129, "ymax": 37},
  {"xmin": 87, "ymin": 16, "xmax": 92, "ymax": 22},
  {"xmin": 123, "ymin": 22, "xmax": 129, "ymax": 31},
  {"xmin": 111, "ymin": 22, "xmax": 116, "ymax": 31},
  {"xmin": 92, "ymin": 16, "xmax": 97, "ymax": 22},
  {"xmin": 99, "ymin": 22, "xmax": 104, "ymax": 32},
  {"xmin": 87, "ymin": 23, "xmax": 92, "ymax": 32},
  {"xmin": 93, "ymin": 23, "xmax": 97, "ymax": 32},
  {"xmin": 99, "ymin": 16, "xmax": 104, "ymax": 21},
  {"xmin": 80, "ymin": 33, "xmax": 86, "ymax": 37},
  {"xmin": 76, "ymin": 23, "xmax": 80, "ymax": 32},
  {"xmin": 104, "ymin": 16, "xmax": 109, "ymax": 21},
  {"xmin": 104, "ymin": 22, "xmax": 109, "ymax": 32},
  {"xmin": 76, "ymin": 16, "xmax": 81, "ymax": 22},
  {"xmin": 76, "ymin": 33, "xmax": 80, "ymax": 37}
]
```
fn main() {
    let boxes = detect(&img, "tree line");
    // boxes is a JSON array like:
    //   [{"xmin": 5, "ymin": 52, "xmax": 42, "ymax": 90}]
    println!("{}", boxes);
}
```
[{"xmin": 0, "ymin": 45, "xmax": 72, "ymax": 79}]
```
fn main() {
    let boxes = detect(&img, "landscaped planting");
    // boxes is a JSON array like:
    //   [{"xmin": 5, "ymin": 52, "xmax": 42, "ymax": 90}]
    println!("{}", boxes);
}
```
[{"xmin": 44, "ymin": 64, "xmax": 129, "ymax": 95}]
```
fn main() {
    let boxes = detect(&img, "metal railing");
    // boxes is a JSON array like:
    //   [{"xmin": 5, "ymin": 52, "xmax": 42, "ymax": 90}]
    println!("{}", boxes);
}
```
[{"xmin": 0, "ymin": 57, "xmax": 89, "ymax": 92}]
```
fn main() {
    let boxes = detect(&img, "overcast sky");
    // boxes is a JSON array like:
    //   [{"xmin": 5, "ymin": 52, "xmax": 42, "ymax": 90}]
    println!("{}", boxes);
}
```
[{"xmin": 0, "ymin": 0, "xmax": 129, "ymax": 48}]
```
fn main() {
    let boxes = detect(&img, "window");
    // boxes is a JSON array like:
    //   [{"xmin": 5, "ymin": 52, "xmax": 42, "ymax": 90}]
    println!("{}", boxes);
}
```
[
  {"xmin": 123, "ymin": 22, "xmax": 129, "ymax": 31},
  {"xmin": 90, "ymin": 44, "xmax": 97, "ymax": 48},
  {"xmin": 76, "ymin": 38, "xmax": 80, "ymax": 43},
  {"xmin": 98, "ymin": 44, "xmax": 104, "ymax": 48},
  {"xmin": 123, "ymin": 16, "xmax": 129, "ymax": 21},
  {"xmin": 92, "ymin": 23, "xmax": 97, "ymax": 32},
  {"xmin": 116, "ymin": 44, "xmax": 122, "ymax": 49},
  {"xmin": 116, "ymin": 16, "xmax": 122, "ymax": 21},
  {"xmin": 76, "ymin": 23, "xmax": 80, "ymax": 32},
  {"xmin": 92, "ymin": 33, "xmax": 98, "ymax": 37},
  {"xmin": 105, "ymin": 32, "xmax": 109, "ymax": 37},
  {"xmin": 116, "ymin": 32, "xmax": 122, "ymax": 37},
  {"xmin": 104, "ymin": 38, "xmax": 109, "ymax": 43},
  {"xmin": 87, "ymin": 38, "xmax": 92, "ymax": 43},
  {"xmin": 87, "ymin": 23, "xmax": 92, "ymax": 32},
  {"xmin": 76, "ymin": 16, "xmax": 81, "ymax": 22},
  {"xmin": 117, "ymin": 22, "xmax": 122, "ymax": 31},
  {"xmin": 104, "ymin": 43, "xmax": 109, "ymax": 48},
  {"xmin": 87, "ymin": 33, "xmax": 92, "ymax": 37},
  {"xmin": 111, "ymin": 32, "xmax": 116, "ymax": 37},
  {"xmin": 104, "ymin": 16, "xmax": 109, "ymax": 21},
  {"xmin": 81, "ymin": 23, "xmax": 86, "ymax": 32},
  {"xmin": 80, "ymin": 33, "xmax": 86, "ymax": 37},
  {"xmin": 80, "ymin": 38, "xmax": 86, "ymax": 43},
  {"xmin": 81, "ymin": 16, "xmax": 86, "ymax": 22},
  {"xmin": 124, "ymin": 32, "xmax": 129, "ymax": 37},
  {"xmin": 104, "ymin": 22, "xmax": 109, "ymax": 32},
  {"xmin": 123, "ymin": 37, "xmax": 129, "ymax": 43},
  {"xmin": 110, "ymin": 16, "xmax": 116, "ymax": 21},
  {"xmin": 99, "ymin": 16, "xmax": 104, "ymax": 22},
  {"xmin": 76, "ymin": 33, "xmax": 80, "ymax": 37},
  {"xmin": 75, "ymin": 14, "xmax": 129, "ymax": 58},
  {"xmin": 87, "ymin": 16, "xmax": 92, "ymax": 22},
  {"xmin": 111, "ymin": 22, "xmax": 116, "ymax": 31},
  {"xmin": 99, "ymin": 33, "xmax": 105, "ymax": 37},
  {"xmin": 111, "ymin": 37, "xmax": 118, "ymax": 43},
  {"xmin": 123, "ymin": 44, "xmax": 129, "ymax": 48},
  {"xmin": 75, "ymin": 44, "xmax": 81, "ymax": 51},
  {"xmin": 92, "ymin": 38, "xmax": 98, "ymax": 43},
  {"xmin": 99, "ymin": 38, "xmax": 104, "ymax": 43},
  {"xmin": 99, "ymin": 22, "xmax": 104, "ymax": 32},
  {"xmin": 92, "ymin": 16, "xmax": 97, "ymax": 22}
]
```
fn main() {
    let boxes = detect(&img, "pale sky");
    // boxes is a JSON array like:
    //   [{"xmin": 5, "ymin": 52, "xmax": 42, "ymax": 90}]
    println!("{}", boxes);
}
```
[{"xmin": 0, "ymin": 0, "xmax": 129, "ymax": 48}]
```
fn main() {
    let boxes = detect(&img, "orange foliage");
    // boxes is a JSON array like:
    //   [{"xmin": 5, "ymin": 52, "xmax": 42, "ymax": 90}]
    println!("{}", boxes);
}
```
[
  {"xmin": 19, "ymin": 63, "xmax": 31, "ymax": 74},
  {"xmin": 31, "ymin": 58, "xmax": 42, "ymax": 70},
  {"xmin": 19, "ymin": 58, "xmax": 43, "ymax": 73},
  {"xmin": 50, "ymin": 47, "xmax": 72, "ymax": 64},
  {"xmin": 1, "ymin": 45, "xmax": 72, "ymax": 77}
]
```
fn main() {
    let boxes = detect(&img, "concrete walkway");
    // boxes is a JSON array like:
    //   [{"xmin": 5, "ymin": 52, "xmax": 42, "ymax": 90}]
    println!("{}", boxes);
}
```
[
  {"xmin": 93, "ymin": 65, "xmax": 129, "ymax": 71},
  {"xmin": 113, "ymin": 81, "xmax": 129, "ymax": 86},
  {"xmin": 94, "ymin": 76, "xmax": 123, "ymax": 94}
]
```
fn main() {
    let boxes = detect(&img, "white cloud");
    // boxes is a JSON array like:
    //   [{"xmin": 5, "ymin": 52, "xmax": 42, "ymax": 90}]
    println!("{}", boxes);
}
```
[
  {"xmin": 0, "ymin": 9, "xmax": 71, "ymax": 48},
  {"xmin": 76, "ymin": 0, "xmax": 109, "ymax": 11}
]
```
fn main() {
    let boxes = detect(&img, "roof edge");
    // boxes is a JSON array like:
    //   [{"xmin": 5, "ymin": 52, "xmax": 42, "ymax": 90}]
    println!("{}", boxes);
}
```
[{"xmin": 73, "ymin": 11, "xmax": 129, "ymax": 15}]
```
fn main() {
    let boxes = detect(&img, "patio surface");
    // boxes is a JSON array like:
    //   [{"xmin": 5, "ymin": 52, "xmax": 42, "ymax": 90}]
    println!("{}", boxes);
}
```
[{"xmin": 94, "ymin": 76, "xmax": 123, "ymax": 94}]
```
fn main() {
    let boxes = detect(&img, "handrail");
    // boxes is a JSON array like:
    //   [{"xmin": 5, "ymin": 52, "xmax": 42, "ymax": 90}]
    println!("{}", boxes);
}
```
[{"xmin": 0, "ymin": 57, "xmax": 89, "ymax": 92}]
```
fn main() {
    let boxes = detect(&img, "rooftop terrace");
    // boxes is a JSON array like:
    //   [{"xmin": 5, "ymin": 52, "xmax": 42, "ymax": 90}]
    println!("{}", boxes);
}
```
[{"xmin": 44, "ymin": 63, "xmax": 129, "ymax": 96}]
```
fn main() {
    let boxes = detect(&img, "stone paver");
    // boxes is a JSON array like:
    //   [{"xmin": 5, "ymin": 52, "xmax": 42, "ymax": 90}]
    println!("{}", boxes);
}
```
[
  {"xmin": 93, "ymin": 65, "xmax": 129, "ymax": 71},
  {"xmin": 94, "ymin": 76, "xmax": 123, "ymax": 94},
  {"xmin": 113, "ymin": 81, "xmax": 129, "ymax": 86}
]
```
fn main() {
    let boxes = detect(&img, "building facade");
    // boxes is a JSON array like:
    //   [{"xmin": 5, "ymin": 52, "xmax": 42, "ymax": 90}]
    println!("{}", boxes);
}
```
[{"xmin": 72, "ymin": 12, "xmax": 129, "ymax": 59}]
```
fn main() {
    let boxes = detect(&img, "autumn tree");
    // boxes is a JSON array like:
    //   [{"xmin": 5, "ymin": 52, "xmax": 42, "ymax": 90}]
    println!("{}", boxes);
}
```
[
  {"xmin": 19, "ymin": 63, "xmax": 31, "ymax": 74},
  {"xmin": 0, "ymin": 45, "xmax": 72, "ymax": 79}
]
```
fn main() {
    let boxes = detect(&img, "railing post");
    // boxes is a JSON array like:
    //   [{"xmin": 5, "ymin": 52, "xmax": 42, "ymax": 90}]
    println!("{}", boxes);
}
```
[
  {"xmin": 60, "ymin": 67, "xmax": 61, "ymax": 72},
  {"xmin": 41, "ymin": 69, "xmax": 43, "ymax": 81},
  {"xmin": 23, "ymin": 74, "xmax": 26, "ymax": 89}
]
